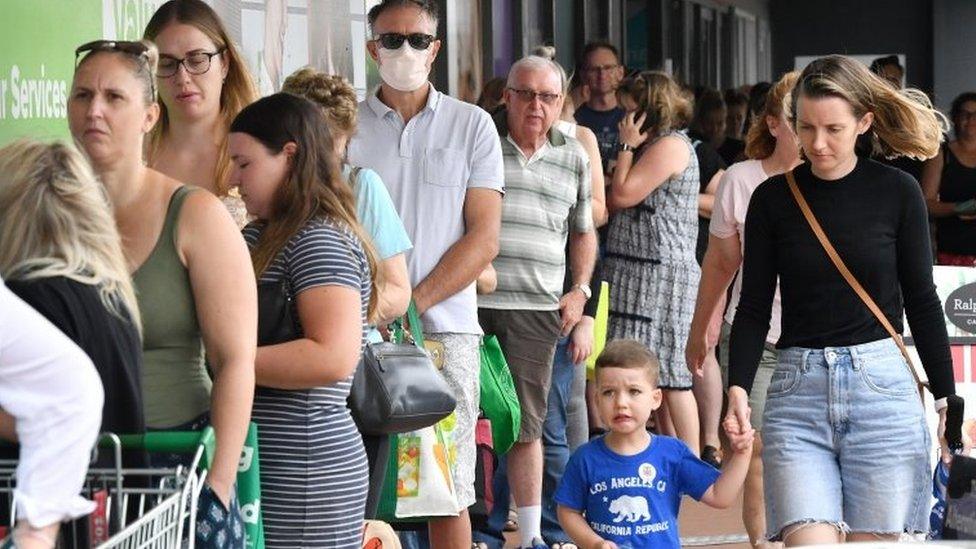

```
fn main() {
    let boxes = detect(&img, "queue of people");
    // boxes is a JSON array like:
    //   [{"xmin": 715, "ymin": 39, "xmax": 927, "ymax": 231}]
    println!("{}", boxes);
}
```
[{"xmin": 0, "ymin": 1, "xmax": 969, "ymax": 548}]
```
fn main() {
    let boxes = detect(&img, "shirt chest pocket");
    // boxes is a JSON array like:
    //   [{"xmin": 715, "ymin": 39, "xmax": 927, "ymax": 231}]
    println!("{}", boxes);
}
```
[{"xmin": 424, "ymin": 148, "xmax": 467, "ymax": 187}]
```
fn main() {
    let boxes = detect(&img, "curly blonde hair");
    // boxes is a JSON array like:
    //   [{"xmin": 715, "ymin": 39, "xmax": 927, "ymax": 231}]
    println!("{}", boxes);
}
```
[
  {"xmin": 615, "ymin": 71, "xmax": 692, "ymax": 135},
  {"xmin": 282, "ymin": 67, "xmax": 358, "ymax": 138},
  {"xmin": 745, "ymin": 71, "xmax": 799, "ymax": 159}
]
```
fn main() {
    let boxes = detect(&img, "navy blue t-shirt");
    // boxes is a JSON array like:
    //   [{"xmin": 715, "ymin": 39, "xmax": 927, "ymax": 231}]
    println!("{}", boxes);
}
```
[
  {"xmin": 575, "ymin": 104, "xmax": 626, "ymax": 174},
  {"xmin": 555, "ymin": 435, "xmax": 719, "ymax": 549}
]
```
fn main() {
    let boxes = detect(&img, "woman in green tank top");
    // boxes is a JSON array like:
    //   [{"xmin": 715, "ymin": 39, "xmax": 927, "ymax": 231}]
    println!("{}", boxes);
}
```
[{"xmin": 68, "ymin": 39, "xmax": 257, "ymax": 527}]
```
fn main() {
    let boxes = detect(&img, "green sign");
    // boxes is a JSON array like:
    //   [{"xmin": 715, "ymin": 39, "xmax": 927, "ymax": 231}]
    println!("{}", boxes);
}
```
[{"xmin": 0, "ymin": 0, "xmax": 165, "ymax": 145}]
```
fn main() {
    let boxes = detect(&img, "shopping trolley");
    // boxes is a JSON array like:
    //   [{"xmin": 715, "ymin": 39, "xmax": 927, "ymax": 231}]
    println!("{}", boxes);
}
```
[{"xmin": 0, "ymin": 427, "xmax": 215, "ymax": 548}]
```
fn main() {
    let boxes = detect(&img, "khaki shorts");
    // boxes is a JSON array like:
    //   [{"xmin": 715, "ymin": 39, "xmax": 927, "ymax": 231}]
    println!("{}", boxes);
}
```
[
  {"xmin": 719, "ymin": 322, "xmax": 777, "ymax": 431},
  {"xmin": 478, "ymin": 308, "xmax": 561, "ymax": 442}
]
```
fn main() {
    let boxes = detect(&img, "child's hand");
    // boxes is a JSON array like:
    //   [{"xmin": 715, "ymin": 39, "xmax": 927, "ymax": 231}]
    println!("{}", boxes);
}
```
[
  {"xmin": 591, "ymin": 541, "xmax": 618, "ymax": 549},
  {"xmin": 722, "ymin": 404, "xmax": 756, "ymax": 455}
]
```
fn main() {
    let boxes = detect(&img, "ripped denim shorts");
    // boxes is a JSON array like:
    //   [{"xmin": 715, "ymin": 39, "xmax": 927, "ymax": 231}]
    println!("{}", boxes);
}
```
[{"xmin": 761, "ymin": 338, "xmax": 931, "ymax": 540}]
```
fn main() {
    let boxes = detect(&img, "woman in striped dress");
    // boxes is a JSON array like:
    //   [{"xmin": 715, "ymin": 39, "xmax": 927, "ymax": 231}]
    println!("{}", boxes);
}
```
[
  {"xmin": 229, "ymin": 93, "xmax": 378, "ymax": 548},
  {"xmin": 603, "ymin": 71, "xmax": 702, "ymax": 454}
]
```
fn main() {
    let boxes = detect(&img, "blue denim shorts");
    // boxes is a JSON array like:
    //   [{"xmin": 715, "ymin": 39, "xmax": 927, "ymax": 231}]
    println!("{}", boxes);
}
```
[{"xmin": 761, "ymin": 338, "xmax": 930, "ymax": 540}]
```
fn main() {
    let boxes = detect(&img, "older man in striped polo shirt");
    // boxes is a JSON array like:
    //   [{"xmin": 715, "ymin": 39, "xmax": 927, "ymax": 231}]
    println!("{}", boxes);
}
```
[{"xmin": 478, "ymin": 55, "xmax": 598, "ymax": 549}]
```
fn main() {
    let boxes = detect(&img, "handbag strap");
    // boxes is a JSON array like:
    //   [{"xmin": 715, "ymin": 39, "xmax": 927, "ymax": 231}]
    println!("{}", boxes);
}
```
[
  {"xmin": 784, "ymin": 170, "xmax": 921, "ymax": 385},
  {"xmin": 390, "ymin": 300, "xmax": 425, "ymax": 348}
]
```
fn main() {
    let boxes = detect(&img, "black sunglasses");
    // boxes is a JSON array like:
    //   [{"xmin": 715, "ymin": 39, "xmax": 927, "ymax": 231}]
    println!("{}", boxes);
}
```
[
  {"xmin": 374, "ymin": 32, "xmax": 436, "ymax": 51},
  {"xmin": 75, "ymin": 40, "xmax": 156, "ymax": 98}
]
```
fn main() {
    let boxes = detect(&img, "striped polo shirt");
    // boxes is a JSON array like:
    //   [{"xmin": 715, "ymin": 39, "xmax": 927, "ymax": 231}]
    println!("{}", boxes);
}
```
[{"xmin": 479, "ymin": 111, "xmax": 593, "ymax": 311}]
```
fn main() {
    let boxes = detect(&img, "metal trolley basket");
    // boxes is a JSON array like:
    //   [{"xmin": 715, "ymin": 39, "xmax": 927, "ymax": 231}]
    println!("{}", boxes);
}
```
[{"xmin": 1, "ymin": 427, "xmax": 216, "ymax": 548}]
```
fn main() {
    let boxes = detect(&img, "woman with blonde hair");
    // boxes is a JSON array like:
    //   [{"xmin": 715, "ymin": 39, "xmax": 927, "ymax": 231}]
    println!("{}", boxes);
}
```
[
  {"xmin": 68, "ymin": 38, "xmax": 256, "ymax": 545},
  {"xmin": 0, "ymin": 139, "xmax": 146, "ymax": 547},
  {"xmin": 727, "ymin": 55, "xmax": 954, "ymax": 545},
  {"xmin": 282, "ymin": 67, "xmax": 412, "ymax": 328},
  {"xmin": 0, "ymin": 139, "xmax": 143, "ymax": 439},
  {"xmin": 604, "ymin": 71, "xmax": 702, "ymax": 453},
  {"xmin": 685, "ymin": 71, "xmax": 800, "ymax": 548},
  {"xmin": 230, "ymin": 92, "xmax": 377, "ymax": 547},
  {"xmin": 144, "ymin": 0, "xmax": 258, "ymax": 227}
]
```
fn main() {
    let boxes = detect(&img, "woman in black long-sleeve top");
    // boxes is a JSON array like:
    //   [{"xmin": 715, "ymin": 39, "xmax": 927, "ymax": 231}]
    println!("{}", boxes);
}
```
[{"xmin": 726, "ymin": 55, "xmax": 955, "ymax": 546}]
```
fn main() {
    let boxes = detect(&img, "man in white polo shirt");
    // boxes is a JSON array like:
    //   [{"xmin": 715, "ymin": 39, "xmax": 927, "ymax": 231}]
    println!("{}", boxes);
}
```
[{"xmin": 346, "ymin": 1, "xmax": 504, "ymax": 547}]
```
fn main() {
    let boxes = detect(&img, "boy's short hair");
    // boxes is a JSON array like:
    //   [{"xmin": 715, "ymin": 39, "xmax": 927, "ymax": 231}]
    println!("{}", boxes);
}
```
[{"xmin": 595, "ymin": 339, "xmax": 660, "ymax": 387}]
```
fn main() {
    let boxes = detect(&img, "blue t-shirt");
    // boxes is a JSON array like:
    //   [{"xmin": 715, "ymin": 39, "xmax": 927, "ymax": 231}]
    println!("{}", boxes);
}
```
[
  {"xmin": 344, "ymin": 164, "xmax": 412, "ymax": 260},
  {"xmin": 344, "ymin": 164, "xmax": 412, "ymax": 343},
  {"xmin": 554, "ymin": 435, "xmax": 719, "ymax": 549},
  {"xmin": 574, "ymin": 104, "xmax": 626, "ymax": 173}
]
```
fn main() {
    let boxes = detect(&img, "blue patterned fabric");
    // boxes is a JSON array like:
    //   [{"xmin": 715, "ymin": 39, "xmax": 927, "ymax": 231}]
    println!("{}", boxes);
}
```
[{"xmin": 196, "ymin": 484, "xmax": 245, "ymax": 548}]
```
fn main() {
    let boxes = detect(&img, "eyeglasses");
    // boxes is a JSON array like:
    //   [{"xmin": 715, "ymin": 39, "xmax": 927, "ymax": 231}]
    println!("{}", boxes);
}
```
[
  {"xmin": 74, "ymin": 40, "xmax": 156, "ymax": 98},
  {"xmin": 584, "ymin": 64, "xmax": 620, "ymax": 74},
  {"xmin": 374, "ymin": 32, "xmax": 436, "ymax": 51},
  {"xmin": 157, "ymin": 49, "xmax": 225, "ymax": 78},
  {"xmin": 507, "ymin": 87, "xmax": 561, "ymax": 105}
]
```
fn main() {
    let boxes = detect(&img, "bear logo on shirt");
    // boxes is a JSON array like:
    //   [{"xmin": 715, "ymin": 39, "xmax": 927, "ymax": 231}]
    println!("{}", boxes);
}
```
[{"xmin": 608, "ymin": 495, "xmax": 650, "ymax": 523}]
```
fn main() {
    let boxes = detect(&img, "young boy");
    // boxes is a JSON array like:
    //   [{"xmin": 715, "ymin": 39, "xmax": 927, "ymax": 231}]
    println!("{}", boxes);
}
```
[{"xmin": 555, "ymin": 340, "xmax": 754, "ymax": 549}]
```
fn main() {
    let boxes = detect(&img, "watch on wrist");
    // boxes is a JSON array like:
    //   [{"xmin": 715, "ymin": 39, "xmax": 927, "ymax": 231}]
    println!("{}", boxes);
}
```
[
  {"xmin": 574, "ymin": 283, "xmax": 592, "ymax": 300},
  {"xmin": 619, "ymin": 143, "xmax": 635, "ymax": 153}
]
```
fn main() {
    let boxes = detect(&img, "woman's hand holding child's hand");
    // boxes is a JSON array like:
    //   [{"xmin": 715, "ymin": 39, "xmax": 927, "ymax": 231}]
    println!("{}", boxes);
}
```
[{"xmin": 722, "ymin": 389, "xmax": 756, "ymax": 454}]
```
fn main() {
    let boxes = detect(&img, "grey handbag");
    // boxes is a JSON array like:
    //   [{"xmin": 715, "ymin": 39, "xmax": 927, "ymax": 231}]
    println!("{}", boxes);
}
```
[{"xmin": 348, "ymin": 302, "xmax": 457, "ymax": 435}]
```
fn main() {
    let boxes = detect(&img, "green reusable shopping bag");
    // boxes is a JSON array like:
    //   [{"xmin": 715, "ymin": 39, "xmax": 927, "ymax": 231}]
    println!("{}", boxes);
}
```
[
  {"xmin": 375, "ymin": 305, "xmax": 460, "ymax": 522},
  {"xmin": 478, "ymin": 335, "xmax": 521, "ymax": 455},
  {"xmin": 237, "ymin": 423, "xmax": 265, "ymax": 549}
]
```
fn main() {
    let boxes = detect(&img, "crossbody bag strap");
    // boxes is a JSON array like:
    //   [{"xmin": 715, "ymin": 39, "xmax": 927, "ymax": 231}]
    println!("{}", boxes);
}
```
[{"xmin": 784, "ymin": 170, "xmax": 921, "ymax": 385}]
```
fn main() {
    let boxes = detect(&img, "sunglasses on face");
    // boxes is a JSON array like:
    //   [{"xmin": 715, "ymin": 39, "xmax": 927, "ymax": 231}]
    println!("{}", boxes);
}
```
[
  {"xmin": 507, "ymin": 87, "xmax": 561, "ymax": 105},
  {"xmin": 157, "ymin": 49, "xmax": 225, "ymax": 78},
  {"xmin": 74, "ymin": 40, "xmax": 156, "ymax": 98},
  {"xmin": 374, "ymin": 32, "xmax": 436, "ymax": 51}
]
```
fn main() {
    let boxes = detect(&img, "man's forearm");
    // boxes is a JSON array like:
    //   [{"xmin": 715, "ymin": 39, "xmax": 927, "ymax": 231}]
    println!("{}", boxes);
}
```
[
  {"xmin": 0, "ymin": 410, "xmax": 15, "ymax": 441},
  {"xmin": 569, "ymin": 230, "xmax": 598, "ymax": 286},
  {"xmin": 413, "ymin": 232, "xmax": 499, "ymax": 315}
]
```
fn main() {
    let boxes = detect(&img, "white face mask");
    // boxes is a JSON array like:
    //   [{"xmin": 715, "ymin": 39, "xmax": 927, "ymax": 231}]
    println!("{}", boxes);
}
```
[{"xmin": 377, "ymin": 43, "xmax": 431, "ymax": 92}]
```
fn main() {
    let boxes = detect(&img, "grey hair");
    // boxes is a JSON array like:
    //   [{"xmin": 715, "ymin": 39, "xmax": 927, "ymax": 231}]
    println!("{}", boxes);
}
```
[
  {"xmin": 507, "ymin": 55, "xmax": 568, "ymax": 93},
  {"xmin": 531, "ymin": 45, "xmax": 556, "ymax": 61},
  {"xmin": 367, "ymin": 0, "xmax": 439, "ymax": 36}
]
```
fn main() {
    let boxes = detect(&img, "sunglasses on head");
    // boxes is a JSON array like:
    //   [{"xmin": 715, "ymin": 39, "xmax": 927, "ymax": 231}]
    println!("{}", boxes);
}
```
[
  {"xmin": 374, "ymin": 32, "xmax": 436, "ymax": 51},
  {"xmin": 74, "ymin": 40, "xmax": 156, "ymax": 98}
]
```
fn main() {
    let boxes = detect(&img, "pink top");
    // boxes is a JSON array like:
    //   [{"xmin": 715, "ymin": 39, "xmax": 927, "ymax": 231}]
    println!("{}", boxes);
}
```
[{"xmin": 709, "ymin": 159, "xmax": 782, "ymax": 344}]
